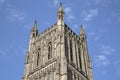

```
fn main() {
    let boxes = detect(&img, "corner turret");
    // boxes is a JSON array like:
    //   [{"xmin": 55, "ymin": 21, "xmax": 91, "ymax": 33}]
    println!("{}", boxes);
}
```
[
  {"xmin": 57, "ymin": 2, "xmax": 64, "ymax": 25},
  {"xmin": 80, "ymin": 25, "xmax": 86, "ymax": 35},
  {"xmin": 31, "ymin": 20, "xmax": 38, "ymax": 38},
  {"xmin": 28, "ymin": 20, "xmax": 38, "ymax": 52}
]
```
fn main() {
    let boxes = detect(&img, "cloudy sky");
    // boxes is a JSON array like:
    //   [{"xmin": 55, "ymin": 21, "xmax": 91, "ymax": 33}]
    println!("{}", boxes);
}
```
[{"xmin": 0, "ymin": 0, "xmax": 120, "ymax": 80}]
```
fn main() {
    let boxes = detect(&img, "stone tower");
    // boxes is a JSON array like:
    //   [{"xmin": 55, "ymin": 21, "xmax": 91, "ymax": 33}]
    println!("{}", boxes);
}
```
[{"xmin": 22, "ymin": 3, "xmax": 93, "ymax": 80}]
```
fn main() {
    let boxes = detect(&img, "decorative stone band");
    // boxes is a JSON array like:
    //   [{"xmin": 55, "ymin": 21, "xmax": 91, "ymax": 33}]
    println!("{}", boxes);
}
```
[
  {"xmin": 68, "ymin": 63, "xmax": 88, "ymax": 80},
  {"xmin": 28, "ymin": 57, "xmax": 57, "ymax": 79}
]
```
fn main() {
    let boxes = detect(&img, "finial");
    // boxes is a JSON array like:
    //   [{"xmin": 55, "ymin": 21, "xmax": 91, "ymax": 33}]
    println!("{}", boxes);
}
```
[
  {"xmin": 32, "ymin": 20, "xmax": 37, "ymax": 31},
  {"xmin": 60, "ymin": 2, "xmax": 62, "ymax": 6},
  {"xmin": 58, "ymin": 2, "xmax": 64, "ymax": 13},
  {"xmin": 57, "ymin": 2, "xmax": 64, "ymax": 24},
  {"xmin": 80, "ymin": 25, "xmax": 86, "ymax": 35},
  {"xmin": 34, "ymin": 20, "xmax": 37, "ymax": 26}
]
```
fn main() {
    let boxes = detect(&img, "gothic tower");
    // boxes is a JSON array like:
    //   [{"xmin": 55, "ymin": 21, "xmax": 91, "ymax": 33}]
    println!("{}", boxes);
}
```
[{"xmin": 22, "ymin": 3, "xmax": 93, "ymax": 80}]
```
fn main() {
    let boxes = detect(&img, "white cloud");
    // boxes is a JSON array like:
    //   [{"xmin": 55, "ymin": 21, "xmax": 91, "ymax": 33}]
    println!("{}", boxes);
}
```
[
  {"xmin": 65, "ymin": 7, "xmax": 75, "ymax": 22},
  {"xmin": 23, "ymin": 48, "xmax": 27, "ymax": 55},
  {"xmin": 100, "ymin": 45, "xmax": 115, "ymax": 55},
  {"xmin": 6, "ymin": 6, "xmax": 25, "ymax": 21},
  {"xmin": 82, "ymin": 8, "xmax": 98, "ymax": 21},
  {"xmin": 95, "ymin": 55, "xmax": 110, "ymax": 66},
  {"xmin": 94, "ymin": 44, "xmax": 115, "ymax": 67},
  {"xmin": 94, "ymin": 35, "xmax": 100, "ymax": 41},
  {"xmin": 0, "ymin": 44, "xmax": 25, "ymax": 56},
  {"xmin": 24, "ymin": 23, "xmax": 33, "ymax": 30},
  {"xmin": 88, "ymin": 32, "xmax": 101, "ymax": 41},
  {"xmin": 88, "ymin": 29, "xmax": 107, "ymax": 41}
]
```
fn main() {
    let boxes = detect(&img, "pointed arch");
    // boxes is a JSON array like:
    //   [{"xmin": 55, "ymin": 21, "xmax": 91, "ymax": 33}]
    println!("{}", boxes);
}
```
[
  {"xmin": 48, "ymin": 42, "xmax": 52, "ymax": 59},
  {"xmin": 37, "ymin": 48, "xmax": 41, "ymax": 66},
  {"xmin": 70, "ymin": 38, "xmax": 73, "ymax": 62}
]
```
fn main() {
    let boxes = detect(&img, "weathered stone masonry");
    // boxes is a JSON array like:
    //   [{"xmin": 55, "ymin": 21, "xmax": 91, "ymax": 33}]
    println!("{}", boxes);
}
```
[{"xmin": 22, "ymin": 3, "xmax": 93, "ymax": 80}]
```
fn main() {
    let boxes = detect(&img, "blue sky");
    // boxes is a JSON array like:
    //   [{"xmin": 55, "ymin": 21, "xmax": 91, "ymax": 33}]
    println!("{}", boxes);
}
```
[{"xmin": 0, "ymin": 0, "xmax": 120, "ymax": 80}]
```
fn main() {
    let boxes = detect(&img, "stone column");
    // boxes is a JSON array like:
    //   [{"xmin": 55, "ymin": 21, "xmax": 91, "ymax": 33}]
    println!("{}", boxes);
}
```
[
  {"xmin": 33, "ymin": 53, "xmax": 36, "ymax": 69},
  {"xmin": 67, "ymin": 33, "xmax": 71, "ymax": 63},
  {"xmin": 42, "ymin": 49, "xmax": 45, "ymax": 65},
  {"xmin": 56, "ymin": 58, "xmax": 60, "ymax": 80},
  {"xmin": 72, "ymin": 71, "xmax": 74, "ymax": 80},
  {"xmin": 76, "ymin": 40, "xmax": 80, "ymax": 70},
  {"xmin": 72, "ymin": 37, "xmax": 77, "ymax": 66},
  {"xmin": 83, "ymin": 47, "xmax": 87, "ymax": 76},
  {"xmin": 76, "ymin": 74, "xmax": 79, "ymax": 80},
  {"xmin": 80, "ymin": 45, "xmax": 86, "ymax": 73}
]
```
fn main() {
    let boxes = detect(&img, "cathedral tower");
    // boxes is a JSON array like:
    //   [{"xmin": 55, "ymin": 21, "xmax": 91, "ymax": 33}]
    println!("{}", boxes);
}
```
[{"xmin": 22, "ymin": 3, "xmax": 93, "ymax": 80}]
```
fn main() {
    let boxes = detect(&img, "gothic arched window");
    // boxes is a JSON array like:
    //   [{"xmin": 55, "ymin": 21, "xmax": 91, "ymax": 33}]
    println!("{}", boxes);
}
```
[
  {"xmin": 48, "ymin": 42, "xmax": 52, "ymax": 59},
  {"xmin": 70, "ymin": 39, "xmax": 73, "ymax": 61},
  {"xmin": 37, "ymin": 48, "xmax": 40, "ymax": 66}
]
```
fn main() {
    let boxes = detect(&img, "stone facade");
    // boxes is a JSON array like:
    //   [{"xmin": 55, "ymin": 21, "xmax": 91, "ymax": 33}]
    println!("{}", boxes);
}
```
[{"xmin": 22, "ymin": 3, "xmax": 93, "ymax": 80}]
